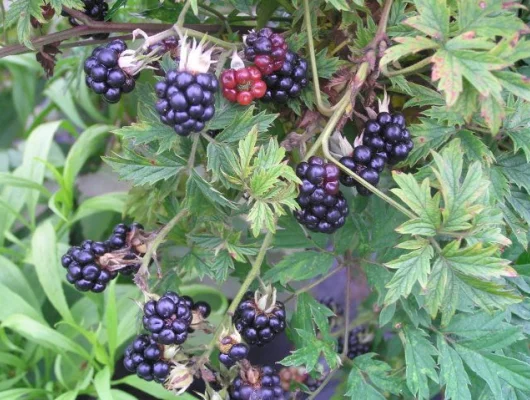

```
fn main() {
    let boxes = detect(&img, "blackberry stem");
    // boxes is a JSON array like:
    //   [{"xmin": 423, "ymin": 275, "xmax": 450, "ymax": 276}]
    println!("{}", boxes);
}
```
[
  {"xmin": 194, "ymin": 228, "xmax": 275, "ymax": 370},
  {"xmin": 303, "ymin": 0, "xmax": 334, "ymax": 117},
  {"xmin": 381, "ymin": 56, "xmax": 433, "ymax": 78},
  {"xmin": 341, "ymin": 259, "xmax": 352, "ymax": 358},
  {"xmin": 177, "ymin": 0, "xmax": 192, "ymax": 28},
  {"xmin": 306, "ymin": 369, "xmax": 338, "ymax": 400}
]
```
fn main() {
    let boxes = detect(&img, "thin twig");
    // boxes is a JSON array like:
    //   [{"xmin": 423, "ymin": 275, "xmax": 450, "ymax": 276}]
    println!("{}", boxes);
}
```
[
  {"xmin": 306, "ymin": 369, "xmax": 338, "ymax": 400},
  {"xmin": 341, "ymin": 261, "xmax": 352, "ymax": 358},
  {"xmin": 284, "ymin": 265, "xmax": 345, "ymax": 303},
  {"xmin": 381, "ymin": 56, "xmax": 432, "ymax": 77}
]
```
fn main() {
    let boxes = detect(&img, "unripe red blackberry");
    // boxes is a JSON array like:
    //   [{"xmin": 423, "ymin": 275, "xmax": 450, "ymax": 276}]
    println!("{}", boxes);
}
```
[
  {"xmin": 244, "ymin": 28, "xmax": 288, "ymax": 75},
  {"xmin": 233, "ymin": 290, "xmax": 286, "ymax": 347},
  {"xmin": 230, "ymin": 363, "xmax": 285, "ymax": 399},
  {"xmin": 123, "ymin": 334, "xmax": 171, "ymax": 383},
  {"xmin": 62, "ymin": 0, "xmax": 110, "ymax": 40},
  {"xmin": 294, "ymin": 156, "xmax": 349, "ymax": 234}
]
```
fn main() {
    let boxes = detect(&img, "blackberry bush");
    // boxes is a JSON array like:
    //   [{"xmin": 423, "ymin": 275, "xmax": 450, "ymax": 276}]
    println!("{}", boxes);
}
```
[
  {"xmin": 233, "ymin": 290, "xmax": 286, "ymax": 347},
  {"xmin": 230, "ymin": 363, "xmax": 285, "ymax": 400},
  {"xmin": 84, "ymin": 39, "xmax": 138, "ymax": 103},
  {"xmin": 294, "ymin": 156, "xmax": 349, "ymax": 234},
  {"xmin": 123, "ymin": 334, "xmax": 171, "ymax": 383},
  {"xmin": 243, "ymin": 28, "xmax": 288, "ymax": 75},
  {"xmin": 154, "ymin": 37, "xmax": 218, "ymax": 136},
  {"xmin": 262, "ymin": 51, "xmax": 309, "ymax": 103}
]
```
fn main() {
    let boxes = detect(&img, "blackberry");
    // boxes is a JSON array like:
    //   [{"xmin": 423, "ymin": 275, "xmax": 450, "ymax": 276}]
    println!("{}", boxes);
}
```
[
  {"xmin": 221, "ymin": 65, "xmax": 267, "ymax": 105},
  {"xmin": 233, "ymin": 291, "xmax": 286, "ymax": 347},
  {"xmin": 143, "ymin": 291, "xmax": 195, "ymax": 345},
  {"xmin": 319, "ymin": 296, "xmax": 344, "ymax": 323},
  {"xmin": 84, "ymin": 39, "xmax": 137, "ymax": 103},
  {"xmin": 62, "ymin": 0, "xmax": 110, "ymax": 40},
  {"xmin": 338, "ymin": 145, "xmax": 385, "ymax": 196},
  {"xmin": 123, "ymin": 334, "xmax": 170, "ymax": 383},
  {"xmin": 219, "ymin": 341, "xmax": 250, "ymax": 368},
  {"xmin": 363, "ymin": 112, "xmax": 414, "ymax": 164},
  {"xmin": 230, "ymin": 364, "xmax": 285, "ymax": 400},
  {"xmin": 244, "ymin": 28, "xmax": 288, "ymax": 75},
  {"xmin": 337, "ymin": 325, "xmax": 372, "ymax": 360},
  {"xmin": 261, "ymin": 51, "xmax": 309, "ymax": 103},
  {"xmin": 294, "ymin": 156, "xmax": 349, "ymax": 234},
  {"xmin": 60, "ymin": 222, "xmax": 146, "ymax": 292}
]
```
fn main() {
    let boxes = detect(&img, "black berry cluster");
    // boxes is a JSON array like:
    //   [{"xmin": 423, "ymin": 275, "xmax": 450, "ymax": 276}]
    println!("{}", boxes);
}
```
[
  {"xmin": 231, "ymin": 365, "xmax": 285, "ymax": 400},
  {"xmin": 319, "ymin": 296, "xmax": 344, "ymax": 323},
  {"xmin": 123, "ymin": 334, "xmax": 171, "ymax": 383},
  {"xmin": 338, "ymin": 145, "xmax": 385, "ymax": 196},
  {"xmin": 233, "ymin": 292, "xmax": 286, "ymax": 347},
  {"xmin": 337, "ymin": 325, "xmax": 372, "ymax": 360},
  {"xmin": 262, "ymin": 51, "xmax": 309, "ymax": 103},
  {"xmin": 219, "ymin": 341, "xmax": 250, "ymax": 368},
  {"xmin": 155, "ymin": 70, "xmax": 218, "ymax": 136},
  {"xmin": 294, "ymin": 156, "xmax": 349, "ymax": 234},
  {"xmin": 84, "ymin": 40, "xmax": 137, "ymax": 103},
  {"xmin": 143, "ymin": 291, "xmax": 211, "ymax": 345},
  {"xmin": 63, "ymin": 0, "xmax": 110, "ymax": 40},
  {"xmin": 60, "ymin": 222, "xmax": 145, "ymax": 293},
  {"xmin": 363, "ymin": 112, "xmax": 413, "ymax": 165},
  {"xmin": 244, "ymin": 28, "xmax": 288, "ymax": 75}
]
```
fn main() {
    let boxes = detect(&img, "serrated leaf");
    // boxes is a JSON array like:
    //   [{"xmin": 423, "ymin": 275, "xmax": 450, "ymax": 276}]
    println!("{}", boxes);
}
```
[
  {"xmin": 384, "ymin": 245, "xmax": 434, "ymax": 304},
  {"xmin": 424, "ymin": 258, "xmax": 459, "ymax": 324},
  {"xmin": 324, "ymin": 0, "xmax": 349, "ymax": 11},
  {"xmin": 381, "ymin": 36, "xmax": 438, "ymax": 66},
  {"xmin": 496, "ymin": 154, "xmax": 530, "ymax": 193},
  {"xmin": 216, "ymin": 107, "xmax": 277, "ymax": 143},
  {"xmin": 113, "ymin": 122, "xmax": 176, "ymax": 154},
  {"xmin": 456, "ymin": 130, "xmax": 495, "ymax": 164},
  {"xmin": 314, "ymin": 48, "xmax": 346, "ymax": 79},
  {"xmin": 437, "ymin": 335, "xmax": 472, "ymax": 400},
  {"xmin": 406, "ymin": 0, "xmax": 450, "ymax": 40},
  {"xmin": 346, "ymin": 354, "xmax": 402, "ymax": 400},
  {"xmin": 186, "ymin": 170, "xmax": 237, "ymax": 213},
  {"xmin": 432, "ymin": 50, "xmax": 463, "ymax": 106},
  {"xmin": 281, "ymin": 330, "xmax": 339, "ymax": 372},
  {"xmin": 403, "ymin": 326, "xmax": 438, "ymax": 399},
  {"xmin": 480, "ymin": 94, "xmax": 504, "ymax": 135},
  {"xmin": 263, "ymin": 251, "xmax": 335, "ymax": 285},
  {"xmin": 506, "ymin": 190, "xmax": 530, "ymax": 228}
]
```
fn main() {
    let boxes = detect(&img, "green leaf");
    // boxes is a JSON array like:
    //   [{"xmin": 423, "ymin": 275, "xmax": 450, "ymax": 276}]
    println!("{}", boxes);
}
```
[
  {"xmin": 384, "ymin": 244, "xmax": 434, "ymax": 304},
  {"xmin": 104, "ymin": 148, "xmax": 186, "ymax": 186},
  {"xmin": 0, "ymin": 282, "xmax": 43, "ymax": 323},
  {"xmin": 256, "ymin": 0, "xmax": 279, "ymax": 29},
  {"xmin": 381, "ymin": 36, "xmax": 439, "ymax": 66},
  {"xmin": 263, "ymin": 251, "xmax": 335, "ymax": 285},
  {"xmin": 0, "ymin": 255, "xmax": 40, "ymax": 310},
  {"xmin": 496, "ymin": 154, "xmax": 530, "ymax": 193},
  {"xmin": 31, "ymin": 221, "xmax": 73, "ymax": 322},
  {"xmin": 186, "ymin": 170, "xmax": 237, "ymax": 213},
  {"xmin": 346, "ymin": 354, "xmax": 403, "ymax": 400},
  {"xmin": 2, "ymin": 314, "xmax": 90, "ymax": 359},
  {"xmin": 437, "ymin": 335, "xmax": 472, "ymax": 400},
  {"xmin": 216, "ymin": 106, "xmax": 277, "ymax": 143},
  {"xmin": 113, "ymin": 122, "xmax": 176, "ymax": 154},
  {"xmin": 105, "ymin": 281, "xmax": 118, "ymax": 363},
  {"xmin": 324, "ymin": 0, "xmax": 349, "ymax": 11},
  {"xmin": 118, "ymin": 375, "xmax": 196, "ymax": 399},
  {"xmin": 94, "ymin": 367, "xmax": 113, "ymax": 400},
  {"xmin": 403, "ymin": 326, "xmax": 438, "ymax": 399},
  {"xmin": 314, "ymin": 48, "xmax": 347, "ymax": 79},
  {"xmin": 506, "ymin": 190, "xmax": 530, "ymax": 227},
  {"xmin": 406, "ymin": 0, "xmax": 450, "ymax": 40},
  {"xmin": 72, "ymin": 192, "xmax": 127, "ymax": 223},
  {"xmin": 480, "ymin": 94, "xmax": 504, "ymax": 135},
  {"xmin": 281, "ymin": 329, "xmax": 339, "ymax": 372},
  {"xmin": 456, "ymin": 130, "xmax": 495, "ymax": 164}
]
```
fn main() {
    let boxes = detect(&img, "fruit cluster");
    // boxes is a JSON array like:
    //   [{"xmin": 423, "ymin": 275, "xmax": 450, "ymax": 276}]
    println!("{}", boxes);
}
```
[
  {"xmin": 84, "ymin": 39, "xmax": 137, "ymax": 103},
  {"xmin": 124, "ymin": 334, "xmax": 171, "ymax": 383},
  {"xmin": 60, "ymin": 222, "xmax": 146, "ymax": 293},
  {"xmin": 221, "ymin": 66, "xmax": 267, "ymax": 105},
  {"xmin": 339, "ymin": 145, "xmax": 384, "ymax": 196},
  {"xmin": 63, "ymin": 0, "xmax": 110, "ymax": 40},
  {"xmin": 143, "ymin": 291, "xmax": 210, "ymax": 345},
  {"xmin": 230, "ymin": 364, "xmax": 285, "ymax": 400},
  {"xmin": 262, "ymin": 51, "xmax": 309, "ymax": 104},
  {"xmin": 155, "ymin": 70, "xmax": 218, "ymax": 136},
  {"xmin": 233, "ymin": 291, "xmax": 286, "ymax": 347},
  {"xmin": 294, "ymin": 156, "xmax": 349, "ymax": 234},
  {"xmin": 244, "ymin": 28, "xmax": 288, "ymax": 75},
  {"xmin": 337, "ymin": 325, "xmax": 372, "ymax": 360},
  {"xmin": 218, "ymin": 340, "xmax": 250, "ymax": 368}
]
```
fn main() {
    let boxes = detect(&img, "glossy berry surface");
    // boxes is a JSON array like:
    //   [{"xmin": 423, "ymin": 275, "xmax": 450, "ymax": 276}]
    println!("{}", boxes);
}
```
[
  {"xmin": 219, "ymin": 342, "xmax": 250, "ymax": 368},
  {"xmin": 244, "ymin": 28, "xmax": 288, "ymax": 75},
  {"xmin": 123, "ymin": 334, "xmax": 170, "ymax": 383},
  {"xmin": 233, "ymin": 292, "xmax": 286, "ymax": 347},
  {"xmin": 63, "ymin": 0, "xmax": 110, "ymax": 40},
  {"xmin": 363, "ymin": 112, "xmax": 414, "ymax": 164},
  {"xmin": 155, "ymin": 70, "xmax": 218, "ymax": 136},
  {"xmin": 294, "ymin": 156, "xmax": 349, "ymax": 234},
  {"xmin": 337, "ymin": 325, "xmax": 372, "ymax": 360},
  {"xmin": 338, "ymin": 147, "xmax": 383, "ymax": 197},
  {"xmin": 261, "ymin": 51, "xmax": 309, "ymax": 103},
  {"xmin": 221, "ymin": 66, "xmax": 267, "ymax": 105},
  {"xmin": 230, "ymin": 365, "xmax": 285, "ymax": 400},
  {"xmin": 84, "ymin": 40, "xmax": 137, "ymax": 103},
  {"xmin": 143, "ymin": 291, "xmax": 196, "ymax": 345}
]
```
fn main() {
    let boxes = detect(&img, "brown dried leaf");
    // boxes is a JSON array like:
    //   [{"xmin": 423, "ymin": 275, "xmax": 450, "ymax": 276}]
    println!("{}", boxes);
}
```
[{"xmin": 36, "ymin": 42, "xmax": 62, "ymax": 78}]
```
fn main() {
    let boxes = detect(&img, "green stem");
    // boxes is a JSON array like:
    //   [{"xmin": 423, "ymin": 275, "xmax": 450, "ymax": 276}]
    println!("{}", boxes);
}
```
[
  {"xmin": 195, "ymin": 229, "xmax": 275, "ymax": 366},
  {"xmin": 381, "ymin": 56, "xmax": 432, "ymax": 77},
  {"xmin": 199, "ymin": 3, "xmax": 233, "ymax": 35},
  {"xmin": 303, "ymin": 0, "xmax": 334, "ymax": 117},
  {"xmin": 307, "ymin": 369, "xmax": 338, "ymax": 400},
  {"xmin": 188, "ymin": 133, "xmax": 200, "ymax": 170},
  {"xmin": 177, "ymin": 1, "xmax": 192, "ymax": 28},
  {"xmin": 341, "ymin": 264, "xmax": 352, "ymax": 358}
]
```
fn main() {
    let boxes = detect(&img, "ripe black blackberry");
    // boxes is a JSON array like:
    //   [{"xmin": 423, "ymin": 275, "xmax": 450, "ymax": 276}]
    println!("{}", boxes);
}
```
[
  {"xmin": 261, "ymin": 51, "xmax": 309, "ymax": 103},
  {"xmin": 219, "ymin": 342, "xmax": 250, "ymax": 368},
  {"xmin": 143, "ymin": 291, "xmax": 197, "ymax": 345},
  {"xmin": 233, "ymin": 290, "xmax": 286, "ymax": 347},
  {"xmin": 337, "ymin": 325, "xmax": 372, "ymax": 360},
  {"xmin": 123, "ymin": 334, "xmax": 171, "ymax": 383},
  {"xmin": 338, "ymin": 145, "xmax": 386, "ymax": 196},
  {"xmin": 84, "ymin": 39, "xmax": 137, "ymax": 103},
  {"xmin": 60, "ymin": 222, "xmax": 146, "ymax": 292},
  {"xmin": 62, "ymin": 0, "xmax": 110, "ymax": 40},
  {"xmin": 294, "ymin": 156, "xmax": 349, "ymax": 234},
  {"xmin": 244, "ymin": 28, "xmax": 288, "ymax": 75},
  {"xmin": 231, "ymin": 364, "xmax": 285, "ymax": 400},
  {"xmin": 364, "ymin": 112, "xmax": 413, "ymax": 165},
  {"xmin": 155, "ymin": 37, "xmax": 218, "ymax": 137}
]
